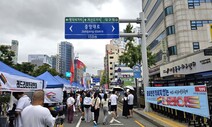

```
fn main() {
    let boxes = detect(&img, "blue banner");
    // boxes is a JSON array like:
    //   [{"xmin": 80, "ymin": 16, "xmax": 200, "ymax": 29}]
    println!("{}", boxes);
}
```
[{"xmin": 146, "ymin": 85, "xmax": 210, "ymax": 118}]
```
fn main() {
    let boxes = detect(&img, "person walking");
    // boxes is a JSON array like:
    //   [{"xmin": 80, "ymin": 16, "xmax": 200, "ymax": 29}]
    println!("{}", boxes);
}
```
[
  {"xmin": 67, "ymin": 93, "xmax": 75, "ymax": 123},
  {"xmin": 101, "ymin": 93, "xmax": 109, "ymax": 125},
  {"xmin": 127, "ymin": 90, "xmax": 134, "ymax": 118},
  {"xmin": 109, "ymin": 90, "xmax": 118, "ymax": 123},
  {"xmin": 13, "ymin": 92, "xmax": 31, "ymax": 127},
  {"xmin": 21, "ymin": 90, "xmax": 55, "ymax": 127},
  {"xmin": 83, "ymin": 92, "xmax": 92, "ymax": 123},
  {"xmin": 122, "ymin": 92, "xmax": 129, "ymax": 118},
  {"xmin": 92, "ymin": 92, "xmax": 100, "ymax": 125}
]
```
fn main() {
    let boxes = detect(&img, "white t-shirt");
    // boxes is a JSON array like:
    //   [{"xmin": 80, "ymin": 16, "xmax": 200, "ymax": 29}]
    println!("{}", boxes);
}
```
[
  {"xmin": 110, "ymin": 94, "xmax": 118, "ymax": 106},
  {"xmin": 67, "ymin": 97, "xmax": 75, "ymax": 106},
  {"xmin": 21, "ymin": 105, "xmax": 55, "ymax": 127},
  {"xmin": 83, "ymin": 97, "xmax": 92, "ymax": 105},
  {"xmin": 128, "ymin": 94, "xmax": 134, "ymax": 105},
  {"xmin": 15, "ymin": 95, "xmax": 31, "ymax": 127},
  {"xmin": 101, "ymin": 98, "xmax": 109, "ymax": 108}
]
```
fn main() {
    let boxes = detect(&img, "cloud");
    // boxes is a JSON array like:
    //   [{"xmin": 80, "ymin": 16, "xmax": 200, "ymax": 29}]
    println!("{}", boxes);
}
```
[{"xmin": 0, "ymin": 0, "xmax": 141, "ymax": 74}]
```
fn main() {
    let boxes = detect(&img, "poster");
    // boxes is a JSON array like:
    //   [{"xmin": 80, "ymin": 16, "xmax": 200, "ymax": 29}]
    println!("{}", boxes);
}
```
[
  {"xmin": 146, "ymin": 85, "xmax": 210, "ymax": 118},
  {"xmin": 44, "ymin": 88, "xmax": 63, "ymax": 103}
]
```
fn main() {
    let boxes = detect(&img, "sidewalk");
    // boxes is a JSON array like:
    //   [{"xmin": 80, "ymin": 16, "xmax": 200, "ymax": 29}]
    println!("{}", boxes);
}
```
[{"xmin": 133, "ymin": 108, "xmax": 187, "ymax": 127}]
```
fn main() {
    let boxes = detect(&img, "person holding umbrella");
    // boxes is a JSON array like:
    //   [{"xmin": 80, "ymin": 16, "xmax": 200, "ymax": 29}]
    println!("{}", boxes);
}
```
[{"xmin": 127, "ymin": 89, "xmax": 134, "ymax": 118}]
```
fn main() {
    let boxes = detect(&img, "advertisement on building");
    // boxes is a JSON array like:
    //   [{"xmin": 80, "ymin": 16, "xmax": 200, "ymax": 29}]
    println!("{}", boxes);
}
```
[{"xmin": 146, "ymin": 85, "xmax": 210, "ymax": 118}]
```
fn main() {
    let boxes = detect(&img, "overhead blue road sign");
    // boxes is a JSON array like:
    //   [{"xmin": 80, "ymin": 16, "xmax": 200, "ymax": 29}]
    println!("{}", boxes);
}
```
[{"xmin": 65, "ymin": 17, "xmax": 119, "ymax": 39}]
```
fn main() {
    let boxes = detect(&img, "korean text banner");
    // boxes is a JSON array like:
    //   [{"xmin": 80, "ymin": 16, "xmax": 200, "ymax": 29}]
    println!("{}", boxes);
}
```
[
  {"xmin": 44, "ymin": 88, "xmax": 63, "ymax": 103},
  {"xmin": 146, "ymin": 85, "xmax": 210, "ymax": 118},
  {"xmin": 0, "ymin": 71, "xmax": 43, "ymax": 91}
]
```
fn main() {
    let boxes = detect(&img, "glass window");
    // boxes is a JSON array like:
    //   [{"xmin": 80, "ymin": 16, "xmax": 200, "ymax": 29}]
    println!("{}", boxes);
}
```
[
  {"xmin": 168, "ymin": 46, "xmax": 177, "ymax": 56},
  {"xmin": 155, "ymin": 50, "xmax": 162, "ymax": 62},
  {"xmin": 193, "ymin": 42, "xmax": 200, "ymax": 50},
  {"xmin": 165, "ymin": 6, "xmax": 173, "ymax": 16},
  {"xmin": 166, "ymin": 25, "xmax": 175, "ymax": 35},
  {"xmin": 109, "ymin": 56, "xmax": 114, "ymax": 59}
]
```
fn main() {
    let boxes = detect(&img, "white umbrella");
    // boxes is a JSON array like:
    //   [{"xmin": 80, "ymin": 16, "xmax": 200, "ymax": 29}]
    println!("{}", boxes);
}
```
[{"xmin": 125, "ymin": 86, "xmax": 135, "ymax": 91}]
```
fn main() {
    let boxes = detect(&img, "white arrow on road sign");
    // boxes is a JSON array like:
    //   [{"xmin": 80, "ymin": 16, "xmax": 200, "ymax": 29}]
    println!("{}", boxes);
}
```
[
  {"xmin": 112, "ymin": 25, "xmax": 115, "ymax": 32},
  {"xmin": 69, "ymin": 26, "xmax": 73, "ymax": 32}
]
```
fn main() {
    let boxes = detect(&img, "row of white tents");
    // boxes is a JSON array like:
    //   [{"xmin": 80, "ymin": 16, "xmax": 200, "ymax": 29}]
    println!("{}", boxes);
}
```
[{"xmin": 0, "ymin": 61, "xmax": 72, "ymax": 103}]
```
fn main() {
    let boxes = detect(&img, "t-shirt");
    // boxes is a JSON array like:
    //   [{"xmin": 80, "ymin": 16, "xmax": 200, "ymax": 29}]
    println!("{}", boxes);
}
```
[
  {"xmin": 110, "ymin": 94, "xmax": 118, "ymax": 106},
  {"xmin": 83, "ymin": 97, "xmax": 92, "ymax": 106},
  {"xmin": 67, "ymin": 97, "xmax": 75, "ymax": 106},
  {"xmin": 21, "ymin": 105, "xmax": 55, "ymax": 127},
  {"xmin": 15, "ymin": 95, "xmax": 31, "ymax": 127},
  {"xmin": 101, "ymin": 98, "xmax": 109, "ymax": 108},
  {"xmin": 128, "ymin": 94, "xmax": 134, "ymax": 105}
]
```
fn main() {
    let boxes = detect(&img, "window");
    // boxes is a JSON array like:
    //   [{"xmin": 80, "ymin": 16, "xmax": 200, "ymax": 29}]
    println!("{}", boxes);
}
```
[
  {"xmin": 110, "ymin": 67, "xmax": 113, "ymax": 70},
  {"xmin": 110, "ymin": 73, "xmax": 113, "ymax": 75},
  {"xmin": 190, "ymin": 20, "xmax": 212, "ymax": 30},
  {"xmin": 165, "ymin": 6, "xmax": 173, "ymax": 16},
  {"xmin": 110, "ymin": 62, "xmax": 112, "ymax": 64},
  {"xmin": 168, "ymin": 46, "xmax": 177, "ymax": 56},
  {"xmin": 188, "ymin": 0, "xmax": 212, "ymax": 9},
  {"xmin": 193, "ymin": 42, "xmax": 200, "ymax": 50},
  {"xmin": 114, "ymin": 76, "xmax": 118, "ymax": 78},
  {"xmin": 166, "ymin": 25, "xmax": 175, "ymax": 35},
  {"xmin": 109, "ymin": 56, "xmax": 114, "ymax": 59}
]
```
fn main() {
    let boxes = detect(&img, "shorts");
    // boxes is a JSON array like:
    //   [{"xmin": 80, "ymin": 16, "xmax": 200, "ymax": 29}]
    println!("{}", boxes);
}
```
[
  {"xmin": 128, "ymin": 105, "xmax": 133, "ymax": 110},
  {"xmin": 110, "ymin": 105, "xmax": 117, "ymax": 111}
]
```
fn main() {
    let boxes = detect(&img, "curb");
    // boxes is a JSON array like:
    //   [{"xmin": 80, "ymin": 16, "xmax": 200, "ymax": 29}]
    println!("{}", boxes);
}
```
[{"xmin": 133, "ymin": 109, "xmax": 166, "ymax": 127}]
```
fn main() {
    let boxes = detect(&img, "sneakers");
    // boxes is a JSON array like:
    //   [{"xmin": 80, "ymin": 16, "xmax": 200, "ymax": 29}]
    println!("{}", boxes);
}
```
[{"xmin": 93, "ymin": 121, "xmax": 97, "ymax": 125}]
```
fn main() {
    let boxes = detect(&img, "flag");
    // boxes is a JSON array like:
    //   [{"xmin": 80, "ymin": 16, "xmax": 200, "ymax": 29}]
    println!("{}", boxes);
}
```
[
  {"xmin": 0, "ymin": 73, "xmax": 7, "ymax": 84},
  {"xmin": 70, "ymin": 59, "xmax": 74, "ymax": 83}
]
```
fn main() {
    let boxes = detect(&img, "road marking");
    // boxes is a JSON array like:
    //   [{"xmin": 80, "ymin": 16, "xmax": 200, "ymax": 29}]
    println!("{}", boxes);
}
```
[
  {"xmin": 134, "ymin": 120, "xmax": 145, "ymax": 127},
  {"xmin": 110, "ymin": 123, "xmax": 124, "ymax": 126},
  {"xmin": 76, "ymin": 116, "xmax": 82, "ymax": 127},
  {"xmin": 114, "ymin": 119, "xmax": 121, "ymax": 123},
  {"xmin": 117, "ymin": 107, "xmax": 122, "ymax": 111}
]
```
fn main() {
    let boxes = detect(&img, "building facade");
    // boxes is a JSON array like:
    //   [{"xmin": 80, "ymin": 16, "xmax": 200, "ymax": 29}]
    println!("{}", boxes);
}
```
[
  {"xmin": 28, "ymin": 54, "xmax": 51, "ymax": 68},
  {"xmin": 58, "ymin": 41, "xmax": 74, "ymax": 76},
  {"xmin": 50, "ymin": 55, "xmax": 59, "ymax": 72},
  {"xmin": 104, "ymin": 40, "xmax": 124, "ymax": 83},
  {"xmin": 143, "ymin": 0, "xmax": 212, "ymax": 77},
  {"xmin": 11, "ymin": 40, "xmax": 19, "ymax": 64}
]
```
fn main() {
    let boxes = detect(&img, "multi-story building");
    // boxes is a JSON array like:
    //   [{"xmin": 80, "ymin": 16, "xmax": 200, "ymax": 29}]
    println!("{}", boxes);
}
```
[
  {"xmin": 11, "ymin": 40, "xmax": 19, "ymax": 64},
  {"xmin": 104, "ymin": 40, "xmax": 124, "ymax": 83},
  {"xmin": 50, "ymin": 55, "xmax": 59, "ymax": 72},
  {"xmin": 143, "ymin": 0, "xmax": 212, "ymax": 78},
  {"xmin": 58, "ymin": 41, "xmax": 74, "ymax": 76},
  {"xmin": 28, "ymin": 54, "xmax": 51, "ymax": 68}
]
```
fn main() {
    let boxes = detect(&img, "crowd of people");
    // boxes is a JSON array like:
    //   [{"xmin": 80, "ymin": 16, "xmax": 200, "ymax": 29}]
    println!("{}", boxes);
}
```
[
  {"xmin": 9, "ymin": 88, "xmax": 134, "ymax": 127},
  {"xmin": 66, "ymin": 88, "xmax": 134, "ymax": 126}
]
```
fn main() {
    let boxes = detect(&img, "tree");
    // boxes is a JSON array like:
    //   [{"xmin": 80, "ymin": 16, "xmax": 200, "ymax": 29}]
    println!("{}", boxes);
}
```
[
  {"xmin": 100, "ymin": 71, "xmax": 106, "ymax": 85},
  {"xmin": 14, "ymin": 62, "xmax": 36, "ymax": 75},
  {"xmin": 32, "ymin": 64, "xmax": 60, "ymax": 77},
  {"xmin": 0, "ymin": 45, "xmax": 15, "ymax": 66},
  {"xmin": 119, "ymin": 23, "xmax": 156, "ymax": 68}
]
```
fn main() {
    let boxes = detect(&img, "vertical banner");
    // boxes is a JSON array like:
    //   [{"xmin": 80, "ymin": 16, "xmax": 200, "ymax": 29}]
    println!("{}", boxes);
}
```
[{"xmin": 146, "ymin": 85, "xmax": 210, "ymax": 118}]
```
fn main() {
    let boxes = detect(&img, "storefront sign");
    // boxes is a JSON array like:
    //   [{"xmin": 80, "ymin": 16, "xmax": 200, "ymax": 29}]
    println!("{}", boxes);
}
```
[
  {"xmin": 146, "ymin": 85, "xmax": 210, "ymax": 118},
  {"xmin": 160, "ymin": 51, "xmax": 212, "ymax": 77}
]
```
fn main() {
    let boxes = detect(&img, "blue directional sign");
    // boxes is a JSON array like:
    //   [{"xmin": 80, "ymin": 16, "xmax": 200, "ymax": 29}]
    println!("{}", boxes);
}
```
[
  {"xmin": 65, "ymin": 17, "xmax": 119, "ymax": 39},
  {"xmin": 133, "ymin": 65, "xmax": 142, "ymax": 78}
]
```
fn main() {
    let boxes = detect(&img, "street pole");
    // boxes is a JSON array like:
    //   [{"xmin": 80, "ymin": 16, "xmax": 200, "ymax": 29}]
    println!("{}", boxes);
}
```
[
  {"xmin": 140, "ymin": 12, "xmax": 151, "ymax": 112},
  {"xmin": 135, "ymin": 78, "xmax": 141, "ymax": 108}
]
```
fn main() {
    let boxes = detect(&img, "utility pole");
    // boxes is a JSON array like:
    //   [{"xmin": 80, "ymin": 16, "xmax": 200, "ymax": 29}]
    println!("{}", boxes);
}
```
[{"xmin": 119, "ymin": 11, "xmax": 151, "ymax": 112}]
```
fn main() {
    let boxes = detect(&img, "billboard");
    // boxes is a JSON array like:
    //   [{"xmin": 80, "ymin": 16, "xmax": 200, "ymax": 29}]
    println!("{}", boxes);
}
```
[{"xmin": 146, "ymin": 85, "xmax": 210, "ymax": 118}]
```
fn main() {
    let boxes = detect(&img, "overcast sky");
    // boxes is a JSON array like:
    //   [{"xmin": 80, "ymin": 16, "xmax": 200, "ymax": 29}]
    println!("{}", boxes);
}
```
[{"xmin": 0, "ymin": 0, "xmax": 142, "ymax": 75}]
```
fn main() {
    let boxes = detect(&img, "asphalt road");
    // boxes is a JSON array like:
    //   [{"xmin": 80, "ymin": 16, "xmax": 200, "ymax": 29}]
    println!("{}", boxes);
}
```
[{"xmin": 63, "ymin": 105, "xmax": 157, "ymax": 127}]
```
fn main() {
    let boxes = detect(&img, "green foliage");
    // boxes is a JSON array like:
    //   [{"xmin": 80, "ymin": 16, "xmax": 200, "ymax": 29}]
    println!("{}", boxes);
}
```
[
  {"xmin": 0, "ymin": 45, "xmax": 15, "ymax": 66},
  {"xmin": 100, "ymin": 71, "xmax": 106, "ymax": 85},
  {"xmin": 13, "ymin": 62, "xmax": 35, "ymax": 75},
  {"xmin": 32, "ymin": 63, "xmax": 60, "ymax": 77},
  {"xmin": 119, "ymin": 24, "xmax": 156, "ymax": 68}
]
